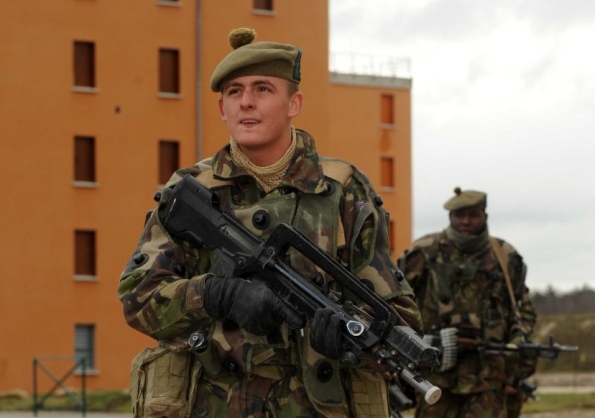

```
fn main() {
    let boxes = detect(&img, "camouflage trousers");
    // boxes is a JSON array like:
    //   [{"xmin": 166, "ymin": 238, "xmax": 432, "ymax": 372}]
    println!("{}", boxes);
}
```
[
  {"xmin": 505, "ymin": 391, "xmax": 524, "ymax": 418},
  {"xmin": 414, "ymin": 388, "xmax": 507, "ymax": 418},
  {"xmin": 191, "ymin": 371, "xmax": 322, "ymax": 418}
]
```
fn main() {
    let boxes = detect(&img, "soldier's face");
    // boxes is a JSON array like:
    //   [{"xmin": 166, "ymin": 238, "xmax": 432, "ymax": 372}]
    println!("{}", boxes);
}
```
[
  {"xmin": 218, "ymin": 75, "xmax": 303, "ymax": 166},
  {"xmin": 449, "ymin": 206, "xmax": 488, "ymax": 236}
]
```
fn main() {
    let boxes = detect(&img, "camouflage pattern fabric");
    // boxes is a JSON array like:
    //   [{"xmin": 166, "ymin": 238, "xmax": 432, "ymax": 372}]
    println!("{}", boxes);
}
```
[
  {"xmin": 119, "ymin": 129, "xmax": 422, "ymax": 417},
  {"xmin": 398, "ymin": 230, "xmax": 537, "ymax": 417}
]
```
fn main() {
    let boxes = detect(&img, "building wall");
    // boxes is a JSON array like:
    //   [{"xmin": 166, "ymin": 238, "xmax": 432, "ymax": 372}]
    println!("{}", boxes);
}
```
[
  {"xmin": 329, "ymin": 75, "xmax": 413, "ymax": 256},
  {"xmin": 0, "ymin": 0, "xmax": 410, "ymax": 392}
]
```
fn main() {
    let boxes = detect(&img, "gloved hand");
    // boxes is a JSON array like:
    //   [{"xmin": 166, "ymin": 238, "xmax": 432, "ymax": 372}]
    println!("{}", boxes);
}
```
[
  {"xmin": 203, "ymin": 276, "xmax": 303, "ymax": 335},
  {"xmin": 310, "ymin": 308, "xmax": 343, "ymax": 359}
]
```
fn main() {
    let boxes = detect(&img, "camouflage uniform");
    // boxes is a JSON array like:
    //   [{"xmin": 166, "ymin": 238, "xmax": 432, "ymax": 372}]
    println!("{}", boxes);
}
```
[
  {"xmin": 119, "ymin": 130, "xmax": 423, "ymax": 418},
  {"xmin": 398, "ymin": 229, "xmax": 537, "ymax": 418}
]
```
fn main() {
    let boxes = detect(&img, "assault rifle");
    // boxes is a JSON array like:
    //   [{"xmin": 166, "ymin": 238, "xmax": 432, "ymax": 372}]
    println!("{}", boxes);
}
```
[
  {"xmin": 457, "ymin": 335, "xmax": 579, "ymax": 360},
  {"xmin": 162, "ymin": 174, "xmax": 442, "ymax": 404}
]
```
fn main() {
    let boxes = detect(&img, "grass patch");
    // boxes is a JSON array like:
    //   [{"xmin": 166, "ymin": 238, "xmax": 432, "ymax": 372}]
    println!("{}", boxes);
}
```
[
  {"xmin": 0, "ymin": 391, "xmax": 132, "ymax": 413},
  {"xmin": 399, "ymin": 392, "xmax": 595, "ymax": 417},
  {"xmin": 522, "ymin": 392, "xmax": 595, "ymax": 413}
]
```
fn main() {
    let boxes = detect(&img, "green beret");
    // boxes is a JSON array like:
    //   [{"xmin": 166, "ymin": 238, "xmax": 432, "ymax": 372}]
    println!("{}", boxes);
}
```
[
  {"xmin": 210, "ymin": 28, "xmax": 302, "ymax": 92},
  {"xmin": 443, "ymin": 187, "xmax": 487, "ymax": 211}
]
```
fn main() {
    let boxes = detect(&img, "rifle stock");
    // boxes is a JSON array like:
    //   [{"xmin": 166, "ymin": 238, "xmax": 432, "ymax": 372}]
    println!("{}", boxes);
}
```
[{"xmin": 162, "ymin": 175, "xmax": 442, "ymax": 404}]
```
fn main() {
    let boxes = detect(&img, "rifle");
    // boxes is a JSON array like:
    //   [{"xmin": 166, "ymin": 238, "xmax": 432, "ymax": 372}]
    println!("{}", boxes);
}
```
[
  {"xmin": 457, "ymin": 335, "xmax": 579, "ymax": 360},
  {"xmin": 388, "ymin": 383, "xmax": 415, "ymax": 418},
  {"xmin": 162, "ymin": 174, "xmax": 442, "ymax": 404}
]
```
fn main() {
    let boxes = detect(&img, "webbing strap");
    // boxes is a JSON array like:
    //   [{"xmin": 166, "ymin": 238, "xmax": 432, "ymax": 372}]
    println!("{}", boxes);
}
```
[{"xmin": 489, "ymin": 237, "xmax": 521, "ymax": 321}]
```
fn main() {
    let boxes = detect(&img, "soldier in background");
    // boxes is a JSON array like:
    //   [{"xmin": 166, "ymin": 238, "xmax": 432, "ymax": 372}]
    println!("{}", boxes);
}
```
[
  {"xmin": 119, "ymin": 28, "xmax": 423, "ymax": 417},
  {"xmin": 398, "ymin": 187, "xmax": 537, "ymax": 417}
]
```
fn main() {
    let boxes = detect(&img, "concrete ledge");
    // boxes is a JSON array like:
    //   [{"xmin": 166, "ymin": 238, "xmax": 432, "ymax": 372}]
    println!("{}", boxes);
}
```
[{"xmin": 330, "ymin": 72, "xmax": 412, "ymax": 89}]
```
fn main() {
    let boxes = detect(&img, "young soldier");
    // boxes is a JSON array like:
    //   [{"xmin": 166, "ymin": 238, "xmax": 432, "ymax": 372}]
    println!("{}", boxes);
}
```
[
  {"xmin": 119, "ymin": 28, "xmax": 423, "ymax": 418},
  {"xmin": 398, "ymin": 187, "xmax": 537, "ymax": 418}
]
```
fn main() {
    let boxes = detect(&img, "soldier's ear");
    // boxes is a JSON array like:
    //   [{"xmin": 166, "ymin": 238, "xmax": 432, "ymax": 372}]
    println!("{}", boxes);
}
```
[
  {"xmin": 288, "ymin": 91, "xmax": 303, "ymax": 118},
  {"xmin": 218, "ymin": 98, "xmax": 227, "ymax": 121}
]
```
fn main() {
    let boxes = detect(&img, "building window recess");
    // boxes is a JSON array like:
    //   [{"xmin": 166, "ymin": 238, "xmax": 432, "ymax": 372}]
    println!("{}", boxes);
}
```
[
  {"xmin": 73, "ymin": 136, "xmax": 97, "ymax": 187},
  {"xmin": 75, "ymin": 324, "xmax": 96, "ymax": 372},
  {"xmin": 388, "ymin": 220, "xmax": 395, "ymax": 252},
  {"xmin": 253, "ymin": 0, "xmax": 275, "ymax": 14},
  {"xmin": 157, "ymin": 0, "xmax": 180, "ymax": 6},
  {"xmin": 380, "ymin": 94, "xmax": 395, "ymax": 128},
  {"xmin": 73, "ymin": 41, "xmax": 97, "ymax": 93},
  {"xmin": 74, "ymin": 230, "xmax": 97, "ymax": 281},
  {"xmin": 159, "ymin": 140, "xmax": 180, "ymax": 186},
  {"xmin": 158, "ymin": 48, "xmax": 181, "ymax": 98},
  {"xmin": 380, "ymin": 157, "xmax": 395, "ymax": 189}
]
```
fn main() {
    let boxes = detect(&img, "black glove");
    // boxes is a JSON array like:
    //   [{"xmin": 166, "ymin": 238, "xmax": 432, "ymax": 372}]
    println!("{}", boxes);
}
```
[
  {"xmin": 203, "ymin": 276, "xmax": 303, "ymax": 335},
  {"xmin": 310, "ymin": 308, "xmax": 343, "ymax": 359}
]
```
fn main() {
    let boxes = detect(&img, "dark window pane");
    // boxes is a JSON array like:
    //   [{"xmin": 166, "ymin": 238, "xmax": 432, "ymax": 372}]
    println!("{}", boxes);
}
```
[
  {"xmin": 74, "ymin": 41, "xmax": 95, "ymax": 87},
  {"xmin": 159, "ymin": 49, "xmax": 180, "ymax": 93},
  {"xmin": 159, "ymin": 140, "xmax": 179, "ymax": 185},
  {"xmin": 74, "ymin": 136, "xmax": 95, "ymax": 182},
  {"xmin": 75, "ymin": 230, "xmax": 96, "ymax": 275},
  {"xmin": 254, "ymin": 0, "xmax": 273, "ymax": 10},
  {"xmin": 75, "ymin": 325, "xmax": 95, "ymax": 370},
  {"xmin": 381, "ymin": 157, "xmax": 394, "ymax": 188},
  {"xmin": 381, "ymin": 94, "xmax": 394, "ymax": 124}
]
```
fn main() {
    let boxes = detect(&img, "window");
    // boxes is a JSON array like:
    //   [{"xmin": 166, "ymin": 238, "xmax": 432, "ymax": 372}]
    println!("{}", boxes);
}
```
[
  {"xmin": 75, "ymin": 325, "xmax": 95, "ymax": 370},
  {"xmin": 159, "ymin": 48, "xmax": 180, "ymax": 94},
  {"xmin": 74, "ymin": 41, "xmax": 95, "ymax": 88},
  {"xmin": 254, "ymin": 0, "xmax": 273, "ymax": 10},
  {"xmin": 381, "ymin": 94, "xmax": 394, "ymax": 125},
  {"xmin": 380, "ymin": 157, "xmax": 394, "ymax": 188},
  {"xmin": 74, "ymin": 136, "xmax": 95, "ymax": 183},
  {"xmin": 75, "ymin": 230, "xmax": 96, "ymax": 277},
  {"xmin": 159, "ymin": 140, "xmax": 179, "ymax": 185}
]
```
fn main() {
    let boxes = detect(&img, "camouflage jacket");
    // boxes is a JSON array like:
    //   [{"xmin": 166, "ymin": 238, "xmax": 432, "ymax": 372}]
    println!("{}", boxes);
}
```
[
  {"xmin": 119, "ymin": 129, "xmax": 422, "ymax": 415},
  {"xmin": 398, "ymin": 229, "xmax": 537, "ymax": 394}
]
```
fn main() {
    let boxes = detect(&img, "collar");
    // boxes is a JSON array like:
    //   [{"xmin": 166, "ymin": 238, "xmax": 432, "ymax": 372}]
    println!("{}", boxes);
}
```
[{"xmin": 211, "ymin": 129, "xmax": 327, "ymax": 194}]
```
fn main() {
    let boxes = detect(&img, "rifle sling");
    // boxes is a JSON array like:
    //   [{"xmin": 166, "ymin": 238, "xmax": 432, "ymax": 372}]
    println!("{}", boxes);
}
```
[{"xmin": 489, "ymin": 236, "xmax": 522, "ymax": 321}]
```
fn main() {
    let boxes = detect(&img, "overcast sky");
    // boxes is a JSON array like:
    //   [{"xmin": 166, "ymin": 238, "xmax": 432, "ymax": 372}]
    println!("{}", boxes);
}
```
[{"xmin": 329, "ymin": 0, "xmax": 595, "ymax": 293}]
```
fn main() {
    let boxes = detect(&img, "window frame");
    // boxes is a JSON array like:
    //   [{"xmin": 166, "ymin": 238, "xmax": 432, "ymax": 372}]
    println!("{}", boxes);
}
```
[
  {"xmin": 158, "ymin": 48, "xmax": 181, "ymax": 97},
  {"xmin": 380, "ymin": 93, "xmax": 395, "ymax": 128},
  {"xmin": 74, "ymin": 229, "xmax": 98, "ymax": 281},
  {"xmin": 74, "ymin": 324, "xmax": 96, "ymax": 372},
  {"xmin": 73, "ymin": 135, "xmax": 97, "ymax": 186},
  {"xmin": 73, "ymin": 40, "xmax": 97, "ymax": 93},
  {"xmin": 158, "ymin": 140, "xmax": 180, "ymax": 186}
]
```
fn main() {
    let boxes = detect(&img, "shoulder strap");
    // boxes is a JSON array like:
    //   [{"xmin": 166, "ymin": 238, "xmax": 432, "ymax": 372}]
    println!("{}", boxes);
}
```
[{"xmin": 489, "ymin": 236, "xmax": 522, "ymax": 321}]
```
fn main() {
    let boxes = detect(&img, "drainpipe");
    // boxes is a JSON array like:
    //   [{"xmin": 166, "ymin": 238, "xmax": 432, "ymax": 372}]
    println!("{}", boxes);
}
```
[{"xmin": 195, "ymin": 0, "xmax": 203, "ymax": 162}]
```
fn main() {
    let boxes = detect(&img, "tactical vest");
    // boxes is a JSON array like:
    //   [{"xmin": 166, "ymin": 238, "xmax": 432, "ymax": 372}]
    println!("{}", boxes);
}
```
[
  {"xmin": 192, "ymin": 157, "xmax": 390, "ymax": 417},
  {"xmin": 416, "ymin": 233, "xmax": 517, "ymax": 342}
]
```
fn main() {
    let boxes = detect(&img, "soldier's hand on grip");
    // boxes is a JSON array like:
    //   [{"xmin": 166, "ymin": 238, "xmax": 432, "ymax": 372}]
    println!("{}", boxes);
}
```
[
  {"xmin": 204, "ymin": 276, "xmax": 303, "ymax": 335},
  {"xmin": 310, "ymin": 307, "xmax": 343, "ymax": 359}
]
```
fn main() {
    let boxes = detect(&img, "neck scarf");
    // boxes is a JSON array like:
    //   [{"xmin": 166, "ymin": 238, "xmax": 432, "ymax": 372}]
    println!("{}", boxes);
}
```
[
  {"xmin": 229, "ymin": 128, "xmax": 297, "ymax": 193},
  {"xmin": 445, "ymin": 225, "xmax": 490, "ymax": 254}
]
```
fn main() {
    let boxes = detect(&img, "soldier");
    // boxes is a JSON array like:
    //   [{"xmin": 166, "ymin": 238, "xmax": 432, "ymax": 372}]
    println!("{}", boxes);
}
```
[
  {"xmin": 119, "ymin": 28, "xmax": 423, "ymax": 418},
  {"xmin": 398, "ymin": 187, "xmax": 537, "ymax": 418}
]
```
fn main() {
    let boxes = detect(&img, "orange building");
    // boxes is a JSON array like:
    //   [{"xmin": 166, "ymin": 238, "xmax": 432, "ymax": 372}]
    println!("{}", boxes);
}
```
[{"xmin": 0, "ymin": 0, "xmax": 411, "ymax": 392}]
